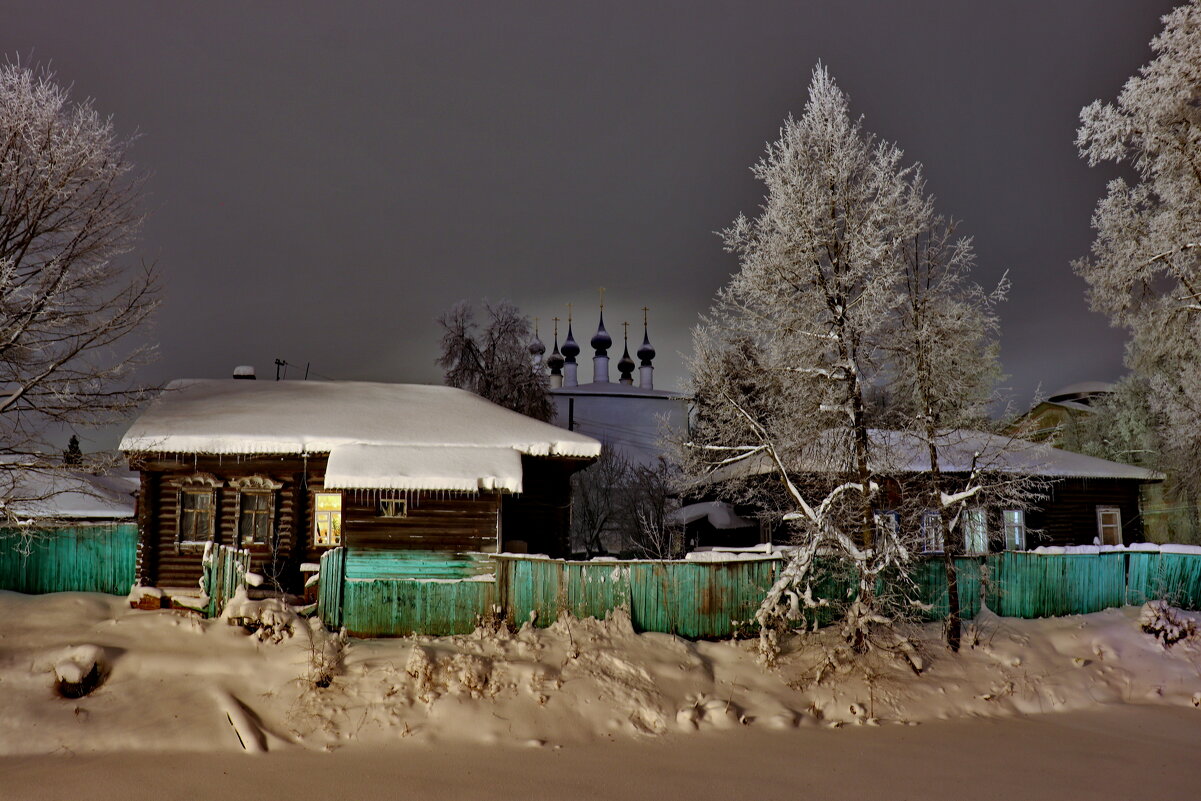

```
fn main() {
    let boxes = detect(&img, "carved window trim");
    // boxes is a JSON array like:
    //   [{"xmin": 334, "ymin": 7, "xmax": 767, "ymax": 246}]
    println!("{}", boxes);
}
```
[
  {"xmin": 232, "ymin": 476, "xmax": 282, "ymax": 548},
  {"xmin": 173, "ymin": 473, "xmax": 221, "ymax": 551}
]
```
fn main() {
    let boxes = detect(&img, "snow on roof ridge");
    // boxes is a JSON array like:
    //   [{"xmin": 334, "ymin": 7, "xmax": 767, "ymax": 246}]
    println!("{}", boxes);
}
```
[{"xmin": 120, "ymin": 378, "xmax": 601, "ymax": 459}]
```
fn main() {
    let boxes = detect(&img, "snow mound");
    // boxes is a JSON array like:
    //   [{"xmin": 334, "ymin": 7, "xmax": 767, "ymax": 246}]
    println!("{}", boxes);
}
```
[{"xmin": 3, "ymin": 591, "xmax": 1201, "ymax": 755}]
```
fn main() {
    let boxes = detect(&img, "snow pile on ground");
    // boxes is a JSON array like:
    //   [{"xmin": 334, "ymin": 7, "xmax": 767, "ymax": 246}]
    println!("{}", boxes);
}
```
[{"xmin": 2, "ymin": 590, "xmax": 1200, "ymax": 755}]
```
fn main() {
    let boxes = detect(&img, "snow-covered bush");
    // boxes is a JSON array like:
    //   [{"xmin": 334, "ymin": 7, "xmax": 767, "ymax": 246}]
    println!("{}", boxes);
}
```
[
  {"xmin": 1139, "ymin": 601, "xmax": 1197, "ymax": 648},
  {"xmin": 221, "ymin": 587, "xmax": 299, "ymax": 643},
  {"xmin": 53, "ymin": 645, "xmax": 105, "ymax": 699}
]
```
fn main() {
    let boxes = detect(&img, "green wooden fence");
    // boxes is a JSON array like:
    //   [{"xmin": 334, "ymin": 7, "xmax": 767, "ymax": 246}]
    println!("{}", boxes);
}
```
[
  {"xmin": 0, "ymin": 524, "xmax": 136, "ymax": 595},
  {"xmin": 1126, "ymin": 552, "xmax": 1201, "ymax": 608},
  {"xmin": 202, "ymin": 544, "xmax": 251, "ymax": 617},
  {"xmin": 319, "ymin": 548, "xmax": 1201, "ymax": 638}
]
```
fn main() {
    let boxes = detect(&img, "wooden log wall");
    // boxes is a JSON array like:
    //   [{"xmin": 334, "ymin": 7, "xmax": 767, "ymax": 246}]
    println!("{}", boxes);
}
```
[{"xmin": 132, "ymin": 454, "xmax": 324, "ymax": 590}]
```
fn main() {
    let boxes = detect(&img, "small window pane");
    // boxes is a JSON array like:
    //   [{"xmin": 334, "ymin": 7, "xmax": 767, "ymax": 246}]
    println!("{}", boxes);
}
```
[
  {"xmin": 179, "ymin": 490, "xmax": 215, "ymax": 543},
  {"xmin": 964, "ymin": 508, "xmax": 987, "ymax": 555},
  {"xmin": 921, "ymin": 511, "xmax": 943, "ymax": 553},
  {"xmin": 378, "ymin": 498, "xmax": 407, "ymax": 518},
  {"xmin": 1003, "ymin": 510, "xmax": 1026, "ymax": 550},
  {"xmin": 240, "ymin": 491, "xmax": 274, "ymax": 546},
  {"xmin": 314, "ymin": 492, "xmax": 342, "ymax": 547}
]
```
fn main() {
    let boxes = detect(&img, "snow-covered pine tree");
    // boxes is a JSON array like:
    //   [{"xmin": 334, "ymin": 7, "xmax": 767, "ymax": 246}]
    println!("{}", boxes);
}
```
[
  {"xmin": 437, "ymin": 300, "xmax": 553, "ymax": 422},
  {"xmin": 685, "ymin": 65, "xmax": 928, "ymax": 658},
  {"xmin": 1075, "ymin": 0, "xmax": 1201, "ymax": 534}
]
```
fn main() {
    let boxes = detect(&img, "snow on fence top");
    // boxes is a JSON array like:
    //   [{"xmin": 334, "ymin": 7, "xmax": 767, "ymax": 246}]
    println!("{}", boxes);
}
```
[{"xmin": 120, "ymin": 380, "xmax": 602, "ymax": 464}]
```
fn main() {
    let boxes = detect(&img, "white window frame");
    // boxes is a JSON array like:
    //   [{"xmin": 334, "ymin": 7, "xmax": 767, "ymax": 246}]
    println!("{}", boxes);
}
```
[
  {"xmin": 921, "ymin": 510, "xmax": 944, "ymax": 553},
  {"xmin": 1003, "ymin": 509, "xmax": 1026, "ymax": 551},
  {"xmin": 174, "ymin": 473, "xmax": 221, "ymax": 551},
  {"xmin": 313, "ymin": 491, "xmax": 343, "ymax": 547},
  {"xmin": 873, "ymin": 510, "xmax": 900, "ymax": 542},
  {"xmin": 1096, "ymin": 505, "xmax": 1122, "ymax": 546},
  {"xmin": 963, "ymin": 507, "xmax": 988, "ymax": 555},
  {"xmin": 230, "ymin": 476, "xmax": 282, "ymax": 548}
]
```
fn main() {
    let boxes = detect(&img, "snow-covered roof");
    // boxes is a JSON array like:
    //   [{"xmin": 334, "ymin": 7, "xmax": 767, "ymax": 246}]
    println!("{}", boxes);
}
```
[
  {"xmin": 667, "ymin": 501, "xmax": 757, "ymax": 530},
  {"xmin": 120, "ymin": 380, "xmax": 601, "ymax": 491},
  {"xmin": 706, "ymin": 429, "xmax": 1163, "ymax": 483},
  {"xmin": 324, "ymin": 444, "xmax": 525, "ymax": 493},
  {"xmin": 3, "ymin": 467, "xmax": 137, "ymax": 520},
  {"xmin": 550, "ymin": 383, "xmax": 685, "ymax": 399}
]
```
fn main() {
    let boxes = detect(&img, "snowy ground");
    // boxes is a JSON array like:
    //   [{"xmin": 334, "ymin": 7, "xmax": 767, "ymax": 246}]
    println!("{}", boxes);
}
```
[{"xmin": 2, "ymin": 590, "xmax": 1201, "ymax": 797}]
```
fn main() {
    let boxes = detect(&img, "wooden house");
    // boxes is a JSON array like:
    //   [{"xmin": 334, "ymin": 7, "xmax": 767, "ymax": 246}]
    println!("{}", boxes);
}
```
[
  {"xmin": 684, "ymin": 429, "xmax": 1163, "ymax": 553},
  {"xmin": 120, "ymin": 379, "xmax": 600, "ymax": 591}
]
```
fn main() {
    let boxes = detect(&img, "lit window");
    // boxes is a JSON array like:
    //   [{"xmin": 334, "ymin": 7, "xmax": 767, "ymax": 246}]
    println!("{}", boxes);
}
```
[
  {"xmin": 921, "ymin": 511, "xmax": 944, "ymax": 553},
  {"xmin": 314, "ymin": 492, "xmax": 343, "ymax": 547},
  {"xmin": 378, "ymin": 497, "xmax": 407, "ymax": 518},
  {"xmin": 1003, "ymin": 510, "xmax": 1026, "ymax": 550},
  {"xmin": 179, "ymin": 489, "xmax": 215, "ymax": 544},
  {"xmin": 963, "ymin": 508, "xmax": 988, "ymax": 555}
]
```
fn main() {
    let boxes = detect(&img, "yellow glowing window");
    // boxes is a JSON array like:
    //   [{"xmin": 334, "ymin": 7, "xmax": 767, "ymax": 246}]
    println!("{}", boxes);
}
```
[{"xmin": 314, "ymin": 492, "xmax": 342, "ymax": 547}]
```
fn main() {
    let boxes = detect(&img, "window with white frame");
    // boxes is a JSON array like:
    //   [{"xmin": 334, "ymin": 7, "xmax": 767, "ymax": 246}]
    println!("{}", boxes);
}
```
[
  {"xmin": 313, "ymin": 492, "xmax": 342, "ymax": 547},
  {"xmin": 963, "ymin": 508, "xmax": 988, "ymax": 555},
  {"xmin": 231, "ymin": 476, "xmax": 282, "ymax": 548},
  {"xmin": 873, "ymin": 510, "xmax": 900, "ymax": 542},
  {"xmin": 1096, "ymin": 505, "xmax": 1122, "ymax": 546},
  {"xmin": 175, "ymin": 474, "xmax": 220, "ymax": 549},
  {"xmin": 921, "ymin": 510, "xmax": 944, "ymax": 553},
  {"xmin": 1003, "ymin": 509, "xmax": 1026, "ymax": 550}
]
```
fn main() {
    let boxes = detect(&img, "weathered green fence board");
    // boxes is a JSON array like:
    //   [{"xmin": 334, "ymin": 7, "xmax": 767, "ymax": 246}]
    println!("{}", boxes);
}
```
[
  {"xmin": 628, "ymin": 560, "xmax": 780, "ymax": 638},
  {"xmin": 911, "ymin": 557, "xmax": 984, "ymax": 621},
  {"xmin": 342, "ymin": 577, "xmax": 497, "ymax": 636},
  {"xmin": 202, "ymin": 544, "xmax": 251, "ymax": 617},
  {"xmin": 319, "ymin": 550, "xmax": 1201, "ymax": 638},
  {"xmin": 502, "ymin": 558, "xmax": 632, "ymax": 626},
  {"xmin": 987, "ymin": 552, "xmax": 1127, "ymax": 618},
  {"xmin": 1127, "ymin": 552, "xmax": 1201, "ymax": 609},
  {"xmin": 0, "ymin": 525, "xmax": 136, "ymax": 595},
  {"xmin": 318, "ymin": 547, "xmax": 346, "ymax": 628},
  {"xmin": 345, "ymin": 549, "xmax": 493, "ymax": 580}
]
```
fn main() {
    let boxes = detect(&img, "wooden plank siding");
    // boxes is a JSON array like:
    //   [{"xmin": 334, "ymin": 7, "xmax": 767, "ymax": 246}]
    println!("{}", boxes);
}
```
[
  {"xmin": 342, "ymin": 492, "xmax": 501, "ymax": 552},
  {"xmin": 1026, "ymin": 478, "xmax": 1145, "ymax": 547}
]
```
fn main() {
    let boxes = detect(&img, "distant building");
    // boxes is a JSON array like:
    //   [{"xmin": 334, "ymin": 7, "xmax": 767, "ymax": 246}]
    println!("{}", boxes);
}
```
[
  {"xmin": 533, "ymin": 306, "xmax": 688, "ymax": 468},
  {"xmin": 1009, "ymin": 381, "xmax": 1115, "ymax": 443}
]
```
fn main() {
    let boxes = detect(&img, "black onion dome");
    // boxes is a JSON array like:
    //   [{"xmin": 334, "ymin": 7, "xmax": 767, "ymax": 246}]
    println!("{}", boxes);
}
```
[
  {"xmin": 561, "ymin": 323, "xmax": 580, "ymax": 362},
  {"xmin": 528, "ymin": 335, "xmax": 546, "ymax": 357},
  {"xmin": 590, "ymin": 312, "xmax": 612, "ymax": 355},
  {"xmin": 637, "ymin": 330, "xmax": 656, "ymax": 366},
  {"xmin": 547, "ymin": 341, "xmax": 564, "ymax": 373},
  {"xmin": 618, "ymin": 342, "xmax": 636, "ymax": 379}
]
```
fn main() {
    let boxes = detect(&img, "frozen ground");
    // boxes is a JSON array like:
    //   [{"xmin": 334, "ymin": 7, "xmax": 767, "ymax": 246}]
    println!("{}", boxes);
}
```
[{"xmin": 2, "ymin": 590, "xmax": 1200, "ymax": 797}]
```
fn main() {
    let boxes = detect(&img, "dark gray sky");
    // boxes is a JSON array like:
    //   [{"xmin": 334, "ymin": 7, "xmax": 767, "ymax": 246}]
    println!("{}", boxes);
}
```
[{"xmin": 4, "ymin": 1, "xmax": 1178, "ymax": 447}]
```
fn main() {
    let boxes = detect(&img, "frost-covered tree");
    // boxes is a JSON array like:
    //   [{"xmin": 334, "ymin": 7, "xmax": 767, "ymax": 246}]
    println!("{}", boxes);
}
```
[
  {"xmin": 1075, "ymin": 0, "xmax": 1201, "ymax": 531},
  {"xmin": 686, "ymin": 66, "xmax": 1029, "ymax": 657},
  {"xmin": 686, "ymin": 66, "xmax": 928, "ymax": 658},
  {"xmin": 437, "ymin": 300, "xmax": 553, "ymax": 422},
  {"xmin": 0, "ymin": 63, "xmax": 158, "ymax": 520}
]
